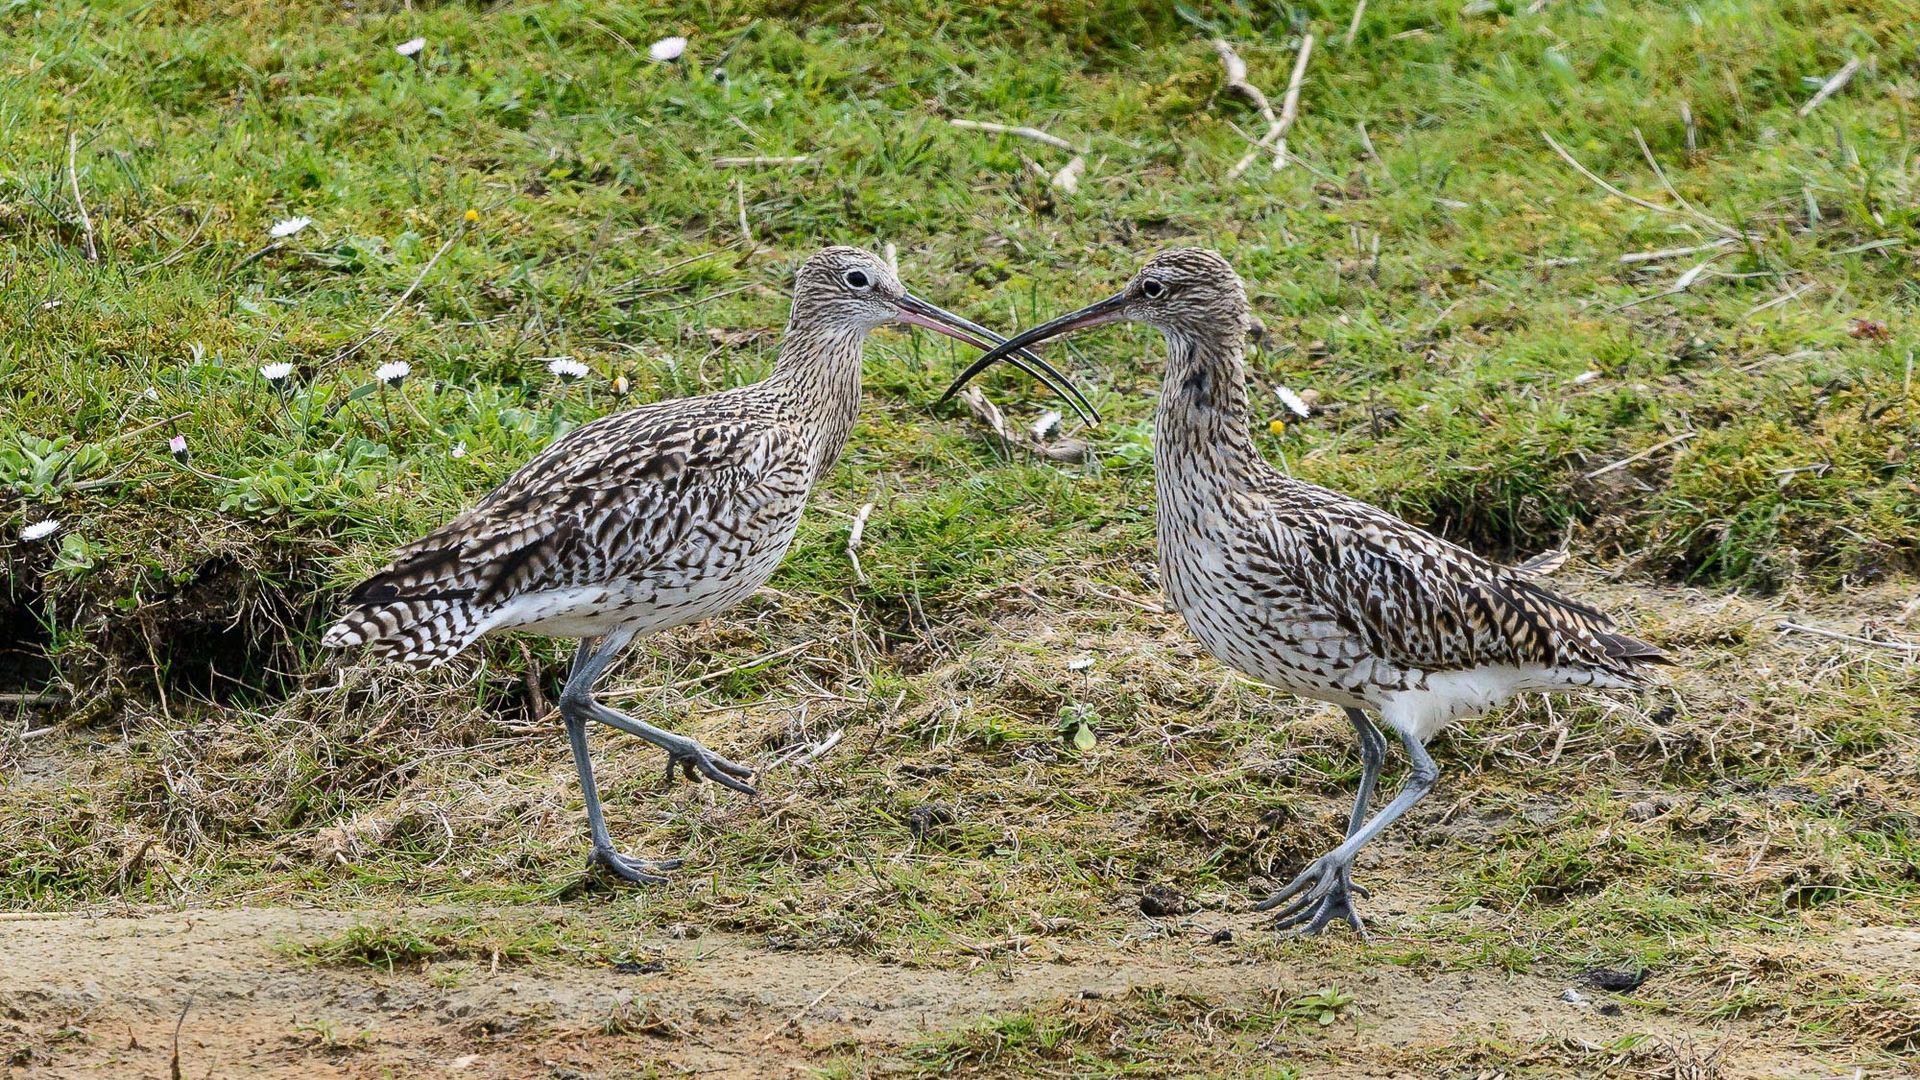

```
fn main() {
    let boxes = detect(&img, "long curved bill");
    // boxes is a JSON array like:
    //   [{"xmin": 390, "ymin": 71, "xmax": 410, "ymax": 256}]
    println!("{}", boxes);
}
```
[
  {"xmin": 936, "ymin": 291, "xmax": 1128, "ymax": 410},
  {"xmin": 896, "ymin": 292, "xmax": 1099, "ymax": 427}
]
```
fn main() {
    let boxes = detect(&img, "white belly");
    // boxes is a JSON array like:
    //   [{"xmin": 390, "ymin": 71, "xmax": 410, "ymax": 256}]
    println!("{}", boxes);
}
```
[
  {"xmin": 1377, "ymin": 664, "xmax": 1598, "ymax": 742},
  {"xmin": 485, "ymin": 523, "xmax": 797, "ymax": 641}
]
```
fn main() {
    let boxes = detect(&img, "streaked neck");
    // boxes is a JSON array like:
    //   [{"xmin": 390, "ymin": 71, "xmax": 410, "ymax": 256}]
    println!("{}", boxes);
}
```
[
  {"xmin": 769, "ymin": 317, "xmax": 867, "ymax": 480},
  {"xmin": 1154, "ymin": 326, "xmax": 1259, "ymax": 485}
]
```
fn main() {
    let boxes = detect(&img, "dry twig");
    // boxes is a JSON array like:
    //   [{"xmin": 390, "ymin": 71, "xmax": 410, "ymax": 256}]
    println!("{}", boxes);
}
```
[
  {"xmin": 331, "ymin": 229, "xmax": 462, "ymax": 367},
  {"xmin": 948, "ymin": 118, "xmax": 1075, "ymax": 152},
  {"xmin": 1540, "ymin": 131, "xmax": 1740, "ymax": 239},
  {"xmin": 68, "ymin": 130, "xmax": 97, "ymax": 262},
  {"xmin": 1619, "ymin": 238, "xmax": 1735, "ymax": 264},
  {"xmin": 1583, "ymin": 431, "xmax": 1697, "ymax": 479},
  {"xmin": 949, "ymin": 118, "xmax": 1084, "ymax": 194},
  {"xmin": 1221, "ymin": 34, "xmax": 1315, "ymax": 179},
  {"xmin": 761, "ymin": 967, "xmax": 866, "ymax": 1042},
  {"xmin": 845, "ymin": 500, "xmax": 874, "ymax": 585},
  {"xmin": 1798, "ymin": 58, "xmax": 1861, "ymax": 117},
  {"xmin": 1344, "ymin": 1, "xmax": 1367, "ymax": 46},
  {"xmin": 1776, "ymin": 621, "xmax": 1919, "ymax": 654}
]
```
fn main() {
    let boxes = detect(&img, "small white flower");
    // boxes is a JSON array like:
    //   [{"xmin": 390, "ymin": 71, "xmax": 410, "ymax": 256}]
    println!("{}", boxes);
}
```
[
  {"xmin": 612, "ymin": 373, "xmax": 630, "ymax": 395},
  {"xmin": 1571, "ymin": 369, "xmax": 1601, "ymax": 385},
  {"xmin": 547, "ymin": 357, "xmax": 590, "ymax": 382},
  {"xmin": 374, "ymin": 360, "xmax": 412, "ymax": 387},
  {"xmin": 269, "ymin": 216, "xmax": 312, "ymax": 239},
  {"xmin": 260, "ymin": 361, "xmax": 295, "ymax": 383},
  {"xmin": 1275, "ymin": 385, "xmax": 1312, "ymax": 419},
  {"xmin": 450, "ymin": 441, "xmax": 467, "ymax": 459},
  {"xmin": 1067, "ymin": 656, "xmax": 1095, "ymax": 672},
  {"xmin": 21, "ymin": 519, "xmax": 59, "ymax": 542},
  {"xmin": 395, "ymin": 37, "xmax": 426, "ymax": 57},
  {"xmin": 648, "ymin": 36, "xmax": 687, "ymax": 62},
  {"xmin": 1030, "ymin": 409, "xmax": 1063, "ymax": 443},
  {"xmin": 168, "ymin": 435, "xmax": 189, "ymax": 462}
]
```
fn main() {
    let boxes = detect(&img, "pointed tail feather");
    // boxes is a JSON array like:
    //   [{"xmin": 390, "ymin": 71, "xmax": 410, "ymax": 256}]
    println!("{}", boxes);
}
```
[
  {"xmin": 1597, "ymin": 630, "xmax": 1673, "ymax": 667},
  {"xmin": 1512, "ymin": 547, "xmax": 1570, "ymax": 578},
  {"xmin": 322, "ymin": 600, "xmax": 487, "ymax": 669}
]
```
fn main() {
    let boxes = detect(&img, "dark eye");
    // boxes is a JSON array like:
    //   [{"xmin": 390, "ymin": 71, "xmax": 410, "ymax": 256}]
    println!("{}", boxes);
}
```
[
  {"xmin": 1141, "ymin": 279, "xmax": 1166, "ymax": 298},
  {"xmin": 844, "ymin": 270, "xmax": 870, "ymax": 289}
]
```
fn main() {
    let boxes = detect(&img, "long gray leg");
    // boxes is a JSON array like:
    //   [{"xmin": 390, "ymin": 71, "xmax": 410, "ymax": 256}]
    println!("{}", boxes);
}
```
[
  {"xmin": 1337, "ymin": 708, "xmax": 1388, "ymax": 903},
  {"xmin": 1257, "ymin": 724, "xmax": 1440, "ymax": 937},
  {"xmin": 1345, "ymin": 708, "xmax": 1387, "ymax": 839},
  {"xmin": 562, "ymin": 629, "xmax": 755, "ymax": 794},
  {"xmin": 557, "ymin": 628, "xmax": 750, "ymax": 885}
]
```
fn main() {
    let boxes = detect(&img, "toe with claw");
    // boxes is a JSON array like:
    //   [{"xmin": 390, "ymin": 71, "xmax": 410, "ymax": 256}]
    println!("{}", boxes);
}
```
[
  {"xmin": 661, "ymin": 741, "xmax": 758, "ymax": 796},
  {"xmin": 1255, "ymin": 852, "xmax": 1368, "ymax": 938},
  {"xmin": 587, "ymin": 847, "xmax": 684, "ymax": 886}
]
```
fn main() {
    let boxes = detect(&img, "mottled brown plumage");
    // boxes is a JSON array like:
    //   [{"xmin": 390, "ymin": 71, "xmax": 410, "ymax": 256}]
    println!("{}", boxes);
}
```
[
  {"xmin": 945, "ymin": 247, "xmax": 1670, "ymax": 935},
  {"xmin": 325, "ymin": 246, "xmax": 1091, "ymax": 884}
]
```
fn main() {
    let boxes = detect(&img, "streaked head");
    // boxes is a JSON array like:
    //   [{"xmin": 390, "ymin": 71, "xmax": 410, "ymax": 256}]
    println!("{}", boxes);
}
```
[
  {"xmin": 790, "ymin": 246, "xmax": 1098, "ymax": 425},
  {"xmin": 938, "ymin": 248, "xmax": 1247, "ymax": 405},
  {"xmin": 1126, "ymin": 248, "xmax": 1248, "ymax": 335},
  {"xmin": 791, "ymin": 246, "xmax": 909, "ymax": 330}
]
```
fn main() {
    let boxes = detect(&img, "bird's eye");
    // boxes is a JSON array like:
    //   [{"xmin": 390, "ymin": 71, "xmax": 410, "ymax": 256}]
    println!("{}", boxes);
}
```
[
  {"xmin": 843, "ymin": 270, "xmax": 871, "ymax": 289},
  {"xmin": 1141, "ymin": 279, "xmax": 1167, "ymax": 298}
]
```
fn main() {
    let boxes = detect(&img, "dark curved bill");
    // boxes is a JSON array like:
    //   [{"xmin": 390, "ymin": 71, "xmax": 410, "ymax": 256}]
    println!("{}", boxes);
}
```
[
  {"xmin": 936, "ymin": 291, "xmax": 1128, "ymax": 410},
  {"xmin": 896, "ymin": 292, "xmax": 1099, "ymax": 427}
]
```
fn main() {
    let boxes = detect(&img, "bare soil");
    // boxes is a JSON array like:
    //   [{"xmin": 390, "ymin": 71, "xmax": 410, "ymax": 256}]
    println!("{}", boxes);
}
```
[{"xmin": 2, "ymin": 906, "xmax": 1911, "ymax": 1078}]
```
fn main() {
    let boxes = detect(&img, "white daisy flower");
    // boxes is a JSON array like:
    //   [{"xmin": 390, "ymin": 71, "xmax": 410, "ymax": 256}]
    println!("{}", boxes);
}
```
[
  {"xmin": 547, "ymin": 357, "xmax": 590, "ymax": 382},
  {"xmin": 612, "ymin": 373, "xmax": 630, "ymax": 395},
  {"xmin": 269, "ymin": 216, "xmax": 312, "ymax": 239},
  {"xmin": 648, "ymin": 36, "xmax": 687, "ymax": 62},
  {"xmin": 260, "ymin": 361, "xmax": 295, "ymax": 383},
  {"xmin": 21, "ymin": 519, "xmax": 59, "ymax": 542},
  {"xmin": 1275, "ymin": 385, "xmax": 1312, "ymax": 419},
  {"xmin": 450, "ymin": 441, "xmax": 467, "ymax": 459},
  {"xmin": 374, "ymin": 360, "xmax": 412, "ymax": 387},
  {"xmin": 395, "ymin": 37, "xmax": 426, "ymax": 57},
  {"xmin": 1030, "ymin": 409, "xmax": 1063, "ymax": 442},
  {"xmin": 168, "ymin": 435, "xmax": 189, "ymax": 462}
]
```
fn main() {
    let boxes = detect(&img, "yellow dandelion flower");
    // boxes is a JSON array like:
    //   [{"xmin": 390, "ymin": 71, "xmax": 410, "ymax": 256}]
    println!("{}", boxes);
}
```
[
  {"xmin": 464, "ymin": 208, "xmax": 480, "ymax": 223},
  {"xmin": 1268, "ymin": 418, "xmax": 1286, "ymax": 436}
]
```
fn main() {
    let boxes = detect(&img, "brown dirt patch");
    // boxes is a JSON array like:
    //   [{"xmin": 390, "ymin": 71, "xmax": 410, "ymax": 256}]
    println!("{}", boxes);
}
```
[{"xmin": 2, "ymin": 907, "xmax": 1908, "ymax": 1078}]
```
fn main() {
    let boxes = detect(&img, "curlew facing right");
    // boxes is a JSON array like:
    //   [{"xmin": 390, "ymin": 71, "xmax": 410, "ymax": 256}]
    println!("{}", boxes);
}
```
[
  {"xmin": 323, "ymin": 246, "xmax": 1094, "ymax": 884},
  {"xmin": 944, "ymin": 248, "xmax": 1671, "ymax": 936}
]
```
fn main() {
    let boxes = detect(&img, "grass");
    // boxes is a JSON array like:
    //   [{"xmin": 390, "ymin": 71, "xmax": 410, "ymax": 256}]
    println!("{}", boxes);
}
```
[{"xmin": 2, "ymin": 0, "xmax": 1918, "ymax": 1072}]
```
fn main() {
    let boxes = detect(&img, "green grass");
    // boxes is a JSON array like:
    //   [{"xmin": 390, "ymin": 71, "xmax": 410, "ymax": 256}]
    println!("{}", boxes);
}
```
[{"xmin": 2, "ymin": 0, "xmax": 1918, "ymax": 1072}]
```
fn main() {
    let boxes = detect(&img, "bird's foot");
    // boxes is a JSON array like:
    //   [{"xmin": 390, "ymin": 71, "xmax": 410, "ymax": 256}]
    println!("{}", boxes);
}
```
[
  {"xmin": 1266, "ymin": 883, "xmax": 1369, "ymax": 940},
  {"xmin": 1255, "ymin": 852, "xmax": 1369, "ymax": 939},
  {"xmin": 587, "ymin": 846, "xmax": 684, "ymax": 886},
  {"xmin": 661, "ymin": 739, "xmax": 758, "ymax": 796}
]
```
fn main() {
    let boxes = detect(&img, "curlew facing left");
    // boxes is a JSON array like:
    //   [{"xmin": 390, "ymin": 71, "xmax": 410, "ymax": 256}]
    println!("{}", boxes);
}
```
[
  {"xmin": 324, "ymin": 246, "xmax": 1094, "ymax": 884},
  {"xmin": 945, "ymin": 248, "xmax": 1671, "ymax": 936}
]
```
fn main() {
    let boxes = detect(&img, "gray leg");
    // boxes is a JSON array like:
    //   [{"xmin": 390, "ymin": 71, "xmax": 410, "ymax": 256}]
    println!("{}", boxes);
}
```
[
  {"xmin": 565, "ymin": 703, "xmax": 681, "ymax": 883},
  {"xmin": 1345, "ymin": 708, "xmax": 1387, "ymax": 839},
  {"xmin": 556, "ymin": 629, "xmax": 752, "ymax": 886},
  {"xmin": 1257, "ymin": 723, "xmax": 1440, "ymax": 937},
  {"xmin": 1338, "ymin": 708, "xmax": 1388, "ymax": 903},
  {"xmin": 561, "ymin": 629, "xmax": 756, "ymax": 794},
  {"xmin": 582, "ymin": 700, "xmax": 755, "ymax": 793}
]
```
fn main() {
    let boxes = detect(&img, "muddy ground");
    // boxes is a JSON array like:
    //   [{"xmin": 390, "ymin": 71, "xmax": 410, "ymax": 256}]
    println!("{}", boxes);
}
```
[{"xmin": 3, "ymin": 904, "xmax": 1914, "ymax": 1077}]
